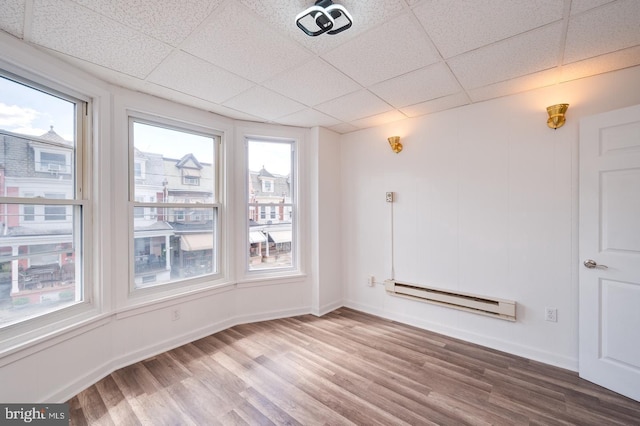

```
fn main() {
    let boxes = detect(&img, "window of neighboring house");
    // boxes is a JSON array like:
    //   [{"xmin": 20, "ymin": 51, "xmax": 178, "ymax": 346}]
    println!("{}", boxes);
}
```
[
  {"xmin": 44, "ymin": 193, "xmax": 66, "ymax": 220},
  {"xmin": 0, "ymin": 70, "xmax": 87, "ymax": 330},
  {"xmin": 183, "ymin": 175, "xmax": 199, "ymax": 186},
  {"xmin": 247, "ymin": 138, "xmax": 295, "ymax": 272},
  {"xmin": 34, "ymin": 149, "xmax": 71, "ymax": 174},
  {"xmin": 23, "ymin": 193, "xmax": 35, "ymax": 221},
  {"xmin": 130, "ymin": 117, "xmax": 220, "ymax": 290},
  {"xmin": 134, "ymin": 197, "xmax": 145, "ymax": 219},
  {"xmin": 134, "ymin": 161, "xmax": 145, "ymax": 179}
]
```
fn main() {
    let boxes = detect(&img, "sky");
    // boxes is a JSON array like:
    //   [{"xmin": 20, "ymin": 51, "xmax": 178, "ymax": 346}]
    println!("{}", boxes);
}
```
[{"xmin": 0, "ymin": 75, "xmax": 75, "ymax": 141}]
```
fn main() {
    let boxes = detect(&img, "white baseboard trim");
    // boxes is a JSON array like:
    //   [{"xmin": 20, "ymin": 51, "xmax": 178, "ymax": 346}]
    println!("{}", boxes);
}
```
[
  {"xmin": 311, "ymin": 300, "xmax": 343, "ymax": 317},
  {"xmin": 343, "ymin": 299, "xmax": 578, "ymax": 372},
  {"xmin": 46, "ymin": 306, "xmax": 311, "ymax": 403}
]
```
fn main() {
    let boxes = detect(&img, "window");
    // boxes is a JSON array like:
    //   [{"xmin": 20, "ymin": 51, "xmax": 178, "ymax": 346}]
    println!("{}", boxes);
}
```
[
  {"xmin": 44, "ymin": 193, "xmax": 66, "ymax": 221},
  {"xmin": 134, "ymin": 161, "xmax": 143, "ymax": 178},
  {"xmin": 130, "ymin": 117, "xmax": 219, "ymax": 289},
  {"xmin": 33, "ymin": 148, "xmax": 71, "ymax": 174},
  {"xmin": 247, "ymin": 139, "xmax": 295, "ymax": 271},
  {"xmin": 0, "ymin": 71, "xmax": 86, "ymax": 329},
  {"xmin": 183, "ymin": 176, "xmax": 199, "ymax": 185},
  {"xmin": 41, "ymin": 152, "xmax": 66, "ymax": 170}
]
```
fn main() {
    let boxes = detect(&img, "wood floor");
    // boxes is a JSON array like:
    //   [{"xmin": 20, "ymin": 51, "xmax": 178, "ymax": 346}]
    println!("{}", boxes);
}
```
[{"xmin": 68, "ymin": 308, "xmax": 640, "ymax": 425}]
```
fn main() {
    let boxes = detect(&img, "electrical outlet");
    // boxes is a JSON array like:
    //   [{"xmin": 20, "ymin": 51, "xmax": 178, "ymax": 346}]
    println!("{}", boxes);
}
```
[
  {"xmin": 367, "ymin": 275, "xmax": 375, "ymax": 287},
  {"xmin": 386, "ymin": 192, "xmax": 394, "ymax": 203},
  {"xmin": 545, "ymin": 307, "xmax": 557, "ymax": 322}
]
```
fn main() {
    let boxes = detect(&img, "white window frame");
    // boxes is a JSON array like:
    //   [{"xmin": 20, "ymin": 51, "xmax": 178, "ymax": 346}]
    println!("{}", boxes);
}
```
[
  {"xmin": 245, "ymin": 137, "xmax": 297, "ymax": 275},
  {"xmin": 128, "ymin": 113, "xmax": 223, "ymax": 294},
  {"xmin": 0, "ymin": 66, "xmax": 94, "ymax": 351}
]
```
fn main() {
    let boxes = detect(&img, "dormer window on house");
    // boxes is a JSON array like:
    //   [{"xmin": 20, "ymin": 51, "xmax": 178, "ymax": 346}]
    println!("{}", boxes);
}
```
[
  {"xmin": 262, "ymin": 179, "xmax": 273, "ymax": 192},
  {"xmin": 33, "ymin": 148, "xmax": 72, "ymax": 174},
  {"xmin": 182, "ymin": 169, "xmax": 200, "ymax": 186}
]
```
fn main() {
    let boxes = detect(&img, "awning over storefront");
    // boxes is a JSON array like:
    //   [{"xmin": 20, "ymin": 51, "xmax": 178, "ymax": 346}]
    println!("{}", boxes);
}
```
[
  {"xmin": 249, "ymin": 231, "xmax": 267, "ymax": 244},
  {"xmin": 180, "ymin": 234, "xmax": 213, "ymax": 251},
  {"xmin": 267, "ymin": 230, "xmax": 292, "ymax": 243}
]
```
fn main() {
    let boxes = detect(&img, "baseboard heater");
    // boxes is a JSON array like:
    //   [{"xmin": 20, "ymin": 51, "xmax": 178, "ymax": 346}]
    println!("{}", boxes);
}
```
[{"xmin": 385, "ymin": 279, "xmax": 516, "ymax": 321}]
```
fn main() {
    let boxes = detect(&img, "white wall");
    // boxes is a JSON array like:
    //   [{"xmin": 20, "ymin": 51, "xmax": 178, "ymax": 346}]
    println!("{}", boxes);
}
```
[
  {"xmin": 310, "ymin": 127, "xmax": 343, "ymax": 315},
  {"xmin": 340, "ymin": 65, "xmax": 640, "ymax": 370}
]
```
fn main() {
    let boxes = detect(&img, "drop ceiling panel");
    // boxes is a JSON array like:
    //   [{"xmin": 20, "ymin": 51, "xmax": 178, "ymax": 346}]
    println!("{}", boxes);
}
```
[
  {"xmin": 400, "ymin": 92, "xmax": 470, "ymax": 118},
  {"xmin": 448, "ymin": 23, "xmax": 563, "ymax": 90},
  {"xmin": 264, "ymin": 58, "xmax": 360, "ymax": 107},
  {"xmin": 276, "ymin": 108, "xmax": 341, "ymax": 128},
  {"xmin": 223, "ymin": 86, "xmax": 306, "ymax": 121},
  {"xmin": 467, "ymin": 68, "xmax": 559, "ymax": 103},
  {"xmin": 0, "ymin": 0, "xmax": 25, "ymax": 38},
  {"xmin": 315, "ymin": 90, "xmax": 393, "ymax": 122},
  {"xmin": 147, "ymin": 51, "xmax": 254, "ymax": 104},
  {"xmin": 369, "ymin": 62, "xmax": 461, "ymax": 108},
  {"xmin": 349, "ymin": 110, "xmax": 407, "ymax": 129},
  {"xmin": 564, "ymin": 0, "xmax": 640, "ymax": 64},
  {"xmin": 560, "ymin": 45, "xmax": 640, "ymax": 82},
  {"xmin": 30, "ymin": 0, "xmax": 172, "ymax": 78},
  {"xmin": 70, "ymin": 0, "xmax": 223, "ymax": 46},
  {"xmin": 414, "ymin": 0, "xmax": 564, "ymax": 58},
  {"xmin": 570, "ymin": 0, "xmax": 616, "ymax": 15},
  {"xmin": 322, "ymin": 13, "xmax": 440, "ymax": 87},
  {"xmin": 181, "ymin": 1, "xmax": 312, "ymax": 83}
]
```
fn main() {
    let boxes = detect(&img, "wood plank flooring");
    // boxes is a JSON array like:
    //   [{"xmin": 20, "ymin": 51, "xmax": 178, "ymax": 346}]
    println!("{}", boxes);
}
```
[{"xmin": 68, "ymin": 308, "xmax": 640, "ymax": 425}]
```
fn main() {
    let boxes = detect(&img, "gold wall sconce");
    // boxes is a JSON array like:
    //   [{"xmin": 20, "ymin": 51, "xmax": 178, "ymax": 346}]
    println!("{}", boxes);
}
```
[
  {"xmin": 388, "ymin": 136, "xmax": 403, "ymax": 153},
  {"xmin": 546, "ymin": 103, "xmax": 569, "ymax": 129}
]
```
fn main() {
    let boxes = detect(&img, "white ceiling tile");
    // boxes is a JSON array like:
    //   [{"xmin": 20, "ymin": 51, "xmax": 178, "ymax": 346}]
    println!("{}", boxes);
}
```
[
  {"xmin": 264, "ymin": 58, "xmax": 361, "ymax": 107},
  {"xmin": 275, "ymin": 108, "xmax": 341, "ymax": 128},
  {"xmin": 559, "ymin": 45, "xmax": 640, "ymax": 82},
  {"xmin": 400, "ymin": 92, "xmax": 470, "ymax": 118},
  {"xmin": 570, "ymin": 0, "xmax": 615, "ymax": 15},
  {"xmin": 238, "ymin": 0, "xmax": 406, "ymax": 55},
  {"xmin": 182, "ymin": 2, "xmax": 312, "ymax": 83},
  {"xmin": 0, "ymin": 0, "xmax": 25, "ymax": 38},
  {"xmin": 70, "ymin": 0, "xmax": 223, "ymax": 46},
  {"xmin": 223, "ymin": 86, "xmax": 306, "ymax": 120},
  {"xmin": 328, "ymin": 122, "xmax": 361, "ymax": 134},
  {"xmin": 466, "ymin": 68, "xmax": 559, "ymax": 102},
  {"xmin": 448, "ymin": 23, "xmax": 563, "ymax": 90},
  {"xmin": 322, "ymin": 12, "xmax": 440, "ymax": 86},
  {"xmin": 30, "ymin": 0, "xmax": 172, "ymax": 78},
  {"xmin": 349, "ymin": 110, "xmax": 408, "ymax": 129},
  {"xmin": 414, "ymin": 0, "xmax": 564, "ymax": 58},
  {"xmin": 315, "ymin": 90, "xmax": 393, "ymax": 122},
  {"xmin": 564, "ymin": 0, "xmax": 640, "ymax": 64},
  {"xmin": 148, "ymin": 51, "xmax": 254, "ymax": 104},
  {"xmin": 369, "ymin": 62, "xmax": 461, "ymax": 108}
]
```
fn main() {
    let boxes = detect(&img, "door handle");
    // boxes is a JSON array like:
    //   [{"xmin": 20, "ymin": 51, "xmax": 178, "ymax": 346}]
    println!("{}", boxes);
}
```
[{"xmin": 584, "ymin": 259, "xmax": 608, "ymax": 269}]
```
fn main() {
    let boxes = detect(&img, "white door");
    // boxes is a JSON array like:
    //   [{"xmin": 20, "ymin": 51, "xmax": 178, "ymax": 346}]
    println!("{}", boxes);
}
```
[{"xmin": 579, "ymin": 104, "xmax": 640, "ymax": 402}]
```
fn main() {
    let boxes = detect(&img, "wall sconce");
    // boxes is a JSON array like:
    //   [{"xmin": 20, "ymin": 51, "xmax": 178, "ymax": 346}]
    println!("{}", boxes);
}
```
[
  {"xmin": 546, "ymin": 103, "xmax": 569, "ymax": 129},
  {"xmin": 388, "ymin": 136, "xmax": 402, "ymax": 153}
]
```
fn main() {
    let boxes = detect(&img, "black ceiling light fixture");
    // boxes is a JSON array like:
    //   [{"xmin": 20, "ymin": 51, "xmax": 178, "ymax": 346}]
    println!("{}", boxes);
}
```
[{"xmin": 295, "ymin": 0, "xmax": 353, "ymax": 37}]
